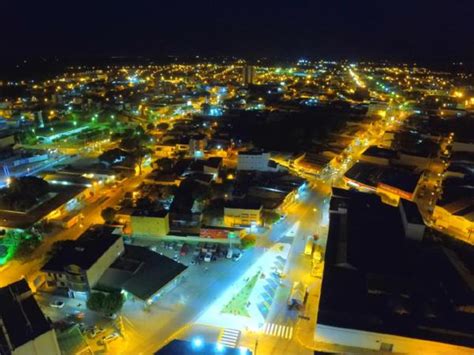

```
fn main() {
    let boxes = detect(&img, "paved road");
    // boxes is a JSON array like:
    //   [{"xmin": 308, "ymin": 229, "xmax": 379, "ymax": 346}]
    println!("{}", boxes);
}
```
[{"xmin": 0, "ymin": 172, "xmax": 148, "ymax": 288}]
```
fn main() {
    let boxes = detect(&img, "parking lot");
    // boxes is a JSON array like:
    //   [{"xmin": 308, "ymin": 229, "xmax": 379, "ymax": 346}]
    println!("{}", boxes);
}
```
[{"xmin": 128, "ymin": 237, "xmax": 244, "ymax": 267}]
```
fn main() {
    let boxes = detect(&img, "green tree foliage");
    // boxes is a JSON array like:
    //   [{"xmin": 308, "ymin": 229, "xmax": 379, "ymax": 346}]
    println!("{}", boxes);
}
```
[
  {"xmin": 0, "ymin": 230, "xmax": 42, "ymax": 264},
  {"xmin": 87, "ymin": 292, "xmax": 125, "ymax": 314},
  {"xmin": 262, "ymin": 211, "xmax": 281, "ymax": 226},
  {"xmin": 0, "ymin": 177, "xmax": 50, "ymax": 211},
  {"xmin": 101, "ymin": 207, "xmax": 117, "ymax": 224},
  {"xmin": 119, "ymin": 136, "xmax": 150, "ymax": 175},
  {"xmin": 240, "ymin": 234, "xmax": 257, "ymax": 249}
]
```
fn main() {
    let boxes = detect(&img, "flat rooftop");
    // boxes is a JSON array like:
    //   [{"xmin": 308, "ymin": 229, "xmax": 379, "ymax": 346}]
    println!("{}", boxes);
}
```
[
  {"xmin": 0, "ymin": 279, "xmax": 53, "ymax": 351},
  {"xmin": 42, "ymin": 225, "xmax": 120, "ymax": 272},
  {"xmin": 319, "ymin": 189, "xmax": 474, "ymax": 348},
  {"xmin": 97, "ymin": 245, "xmax": 187, "ymax": 301},
  {"xmin": 345, "ymin": 162, "xmax": 421, "ymax": 194}
]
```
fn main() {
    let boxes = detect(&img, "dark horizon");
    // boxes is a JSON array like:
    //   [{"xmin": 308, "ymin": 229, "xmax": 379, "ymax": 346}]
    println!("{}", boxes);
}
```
[{"xmin": 3, "ymin": 1, "xmax": 474, "ymax": 65}]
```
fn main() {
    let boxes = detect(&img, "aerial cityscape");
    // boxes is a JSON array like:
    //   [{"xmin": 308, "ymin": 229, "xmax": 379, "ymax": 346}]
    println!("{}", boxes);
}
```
[{"xmin": 1, "ymin": 2, "xmax": 474, "ymax": 355}]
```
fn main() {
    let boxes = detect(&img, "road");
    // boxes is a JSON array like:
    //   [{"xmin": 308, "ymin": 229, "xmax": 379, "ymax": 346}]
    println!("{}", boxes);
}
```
[{"xmin": 0, "ymin": 171, "xmax": 148, "ymax": 288}]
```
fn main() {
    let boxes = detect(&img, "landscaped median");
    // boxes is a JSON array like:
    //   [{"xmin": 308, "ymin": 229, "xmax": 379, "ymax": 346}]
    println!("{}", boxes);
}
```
[{"xmin": 222, "ymin": 271, "xmax": 261, "ymax": 317}]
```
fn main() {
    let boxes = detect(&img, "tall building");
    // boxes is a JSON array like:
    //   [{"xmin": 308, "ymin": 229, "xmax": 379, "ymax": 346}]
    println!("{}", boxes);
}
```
[
  {"xmin": 0, "ymin": 279, "xmax": 61, "ymax": 355},
  {"xmin": 242, "ymin": 65, "xmax": 255, "ymax": 86}
]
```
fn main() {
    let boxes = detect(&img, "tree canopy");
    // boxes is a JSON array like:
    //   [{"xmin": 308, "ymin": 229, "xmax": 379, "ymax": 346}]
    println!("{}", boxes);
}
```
[{"xmin": 87, "ymin": 292, "xmax": 124, "ymax": 315}]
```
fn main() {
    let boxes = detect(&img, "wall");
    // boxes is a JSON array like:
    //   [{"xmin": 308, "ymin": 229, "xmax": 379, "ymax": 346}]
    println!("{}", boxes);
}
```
[
  {"xmin": 86, "ymin": 237, "xmax": 125, "ymax": 288},
  {"xmin": 13, "ymin": 329, "xmax": 61, "ymax": 355},
  {"xmin": 131, "ymin": 214, "xmax": 170, "ymax": 237},
  {"xmin": 237, "ymin": 153, "xmax": 270, "ymax": 171},
  {"xmin": 224, "ymin": 207, "xmax": 262, "ymax": 227},
  {"xmin": 315, "ymin": 324, "xmax": 473, "ymax": 354}
]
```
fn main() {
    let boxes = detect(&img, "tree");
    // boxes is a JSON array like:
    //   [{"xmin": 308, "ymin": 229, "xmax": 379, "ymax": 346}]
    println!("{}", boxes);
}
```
[
  {"xmin": 87, "ymin": 292, "xmax": 124, "ymax": 314},
  {"xmin": 241, "ymin": 234, "xmax": 256, "ymax": 249},
  {"xmin": 101, "ymin": 207, "xmax": 117, "ymax": 224},
  {"xmin": 262, "ymin": 211, "xmax": 281, "ymax": 226},
  {"xmin": 154, "ymin": 157, "xmax": 174, "ymax": 173},
  {"xmin": 119, "ymin": 137, "xmax": 150, "ymax": 175},
  {"xmin": 156, "ymin": 122, "xmax": 169, "ymax": 131}
]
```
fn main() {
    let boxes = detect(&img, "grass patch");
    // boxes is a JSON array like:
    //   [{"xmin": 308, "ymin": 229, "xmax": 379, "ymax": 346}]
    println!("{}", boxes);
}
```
[{"xmin": 222, "ymin": 272, "xmax": 261, "ymax": 317}]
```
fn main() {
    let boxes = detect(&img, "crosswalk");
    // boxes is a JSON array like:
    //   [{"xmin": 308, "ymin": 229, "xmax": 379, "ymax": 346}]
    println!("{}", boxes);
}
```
[
  {"xmin": 262, "ymin": 323, "xmax": 293, "ymax": 339},
  {"xmin": 218, "ymin": 328, "xmax": 241, "ymax": 348}
]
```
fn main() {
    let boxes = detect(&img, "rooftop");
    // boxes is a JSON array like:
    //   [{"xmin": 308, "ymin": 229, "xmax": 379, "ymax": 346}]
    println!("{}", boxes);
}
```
[
  {"xmin": 42, "ymin": 225, "xmax": 121, "ymax": 272},
  {"xmin": 319, "ymin": 189, "xmax": 474, "ymax": 348},
  {"xmin": 0, "ymin": 279, "xmax": 53, "ymax": 353},
  {"xmin": 98, "ymin": 245, "xmax": 187, "ymax": 301}
]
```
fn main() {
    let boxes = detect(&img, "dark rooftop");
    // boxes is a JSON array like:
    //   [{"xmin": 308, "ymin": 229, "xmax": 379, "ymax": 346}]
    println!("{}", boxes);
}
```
[
  {"xmin": 345, "ymin": 162, "xmax": 421, "ymax": 195},
  {"xmin": 362, "ymin": 146, "xmax": 398, "ymax": 160},
  {"xmin": 0, "ymin": 279, "xmax": 53, "ymax": 352},
  {"xmin": 42, "ymin": 225, "xmax": 121, "ymax": 272},
  {"xmin": 224, "ymin": 199, "xmax": 262, "ymax": 210},
  {"xmin": 132, "ymin": 209, "xmax": 168, "ymax": 218},
  {"xmin": 319, "ymin": 189, "xmax": 474, "ymax": 348},
  {"xmin": 155, "ymin": 339, "xmax": 251, "ymax": 355},
  {"xmin": 98, "ymin": 245, "xmax": 187, "ymax": 301}
]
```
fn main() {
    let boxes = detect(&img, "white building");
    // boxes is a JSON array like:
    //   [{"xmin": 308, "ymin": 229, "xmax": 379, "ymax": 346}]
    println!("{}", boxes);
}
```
[{"xmin": 237, "ymin": 151, "xmax": 278, "ymax": 172}]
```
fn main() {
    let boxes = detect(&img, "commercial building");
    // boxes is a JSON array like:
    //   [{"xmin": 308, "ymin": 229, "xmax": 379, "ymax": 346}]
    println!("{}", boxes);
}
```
[
  {"xmin": 344, "ymin": 162, "xmax": 422, "ymax": 206},
  {"xmin": 0, "ymin": 279, "xmax": 61, "ymax": 355},
  {"xmin": 97, "ymin": 245, "xmax": 187, "ymax": 304},
  {"xmin": 131, "ymin": 209, "xmax": 170, "ymax": 237},
  {"xmin": 224, "ymin": 199, "xmax": 262, "ymax": 227},
  {"xmin": 199, "ymin": 225, "xmax": 245, "ymax": 240},
  {"xmin": 42, "ymin": 226, "xmax": 124, "ymax": 295},
  {"xmin": 316, "ymin": 189, "xmax": 474, "ymax": 353},
  {"xmin": 237, "ymin": 150, "xmax": 278, "ymax": 172},
  {"xmin": 242, "ymin": 65, "xmax": 255, "ymax": 86}
]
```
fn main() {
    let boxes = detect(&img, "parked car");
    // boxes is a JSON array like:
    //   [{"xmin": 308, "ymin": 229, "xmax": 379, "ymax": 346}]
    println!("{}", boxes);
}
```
[
  {"xmin": 233, "ymin": 253, "xmax": 242, "ymax": 262},
  {"xmin": 173, "ymin": 254, "xmax": 179, "ymax": 261},
  {"xmin": 226, "ymin": 249, "xmax": 233, "ymax": 259},
  {"xmin": 88, "ymin": 326, "xmax": 105, "ymax": 338},
  {"xmin": 100, "ymin": 332, "xmax": 119, "ymax": 344},
  {"xmin": 50, "ymin": 300, "xmax": 65, "ymax": 308},
  {"xmin": 204, "ymin": 252, "xmax": 212, "ymax": 262}
]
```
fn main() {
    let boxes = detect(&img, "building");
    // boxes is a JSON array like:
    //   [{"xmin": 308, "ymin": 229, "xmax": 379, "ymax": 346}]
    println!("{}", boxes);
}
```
[
  {"xmin": 189, "ymin": 134, "xmax": 207, "ymax": 158},
  {"xmin": 242, "ymin": 65, "xmax": 255, "ymax": 86},
  {"xmin": 224, "ymin": 200, "xmax": 262, "ymax": 227},
  {"xmin": 131, "ymin": 209, "xmax": 170, "ymax": 237},
  {"xmin": 97, "ymin": 245, "xmax": 187, "ymax": 304},
  {"xmin": 156, "ymin": 339, "xmax": 251, "ymax": 354},
  {"xmin": 344, "ymin": 162, "xmax": 422, "ymax": 206},
  {"xmin": 42, "ymin": 226, "xmax": 124, "ymax": 296},
  {"xmin": 432, "ymin": 177, "xmax": 474, "ymax": 240},
  {"xmin": 199, "ymin": 225, "xmax": 246, "ymax": 240},
  {"xmin": 316, "ymin": 189, "xmax": 474, "ymax": 353},
  {"xmin": 0, "ymin": 279, "xmax": 61, "ymax": 355},
  {"xmin": 237, "ymin": 150, "xmax": 276, "ymax": 172}
]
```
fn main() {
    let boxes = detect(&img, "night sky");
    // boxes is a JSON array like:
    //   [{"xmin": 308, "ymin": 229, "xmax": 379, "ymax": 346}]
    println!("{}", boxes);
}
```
[{"xmin": 3, "ymin": 0, "xmax": 474, "ymax": 62}]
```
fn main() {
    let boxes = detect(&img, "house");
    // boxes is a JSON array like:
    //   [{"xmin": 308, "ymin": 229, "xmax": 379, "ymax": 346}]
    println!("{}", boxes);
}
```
[
  {"xmin": 224, "ymin": 199, "xmax": 262, "ymax": 227},
  {"xmin": 131, "ymin": 209, "xmax": 170, "ymax": 237},
  {"xmin": 0, "ymin": 279, "xmax": 61, "ymax": 355},
  {"xmin": 41, "ymin": 225, "xmax": 124, "ymax": 296}
]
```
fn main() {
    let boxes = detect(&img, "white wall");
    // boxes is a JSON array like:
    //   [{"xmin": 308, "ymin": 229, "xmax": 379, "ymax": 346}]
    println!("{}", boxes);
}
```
[
  {"xmin": 14, "ymin": 329, "xmax": 61, "ymax": 355},
  {"xmin": 315, "ymin": 324, "xmax": 473, "ymax": 354}
]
